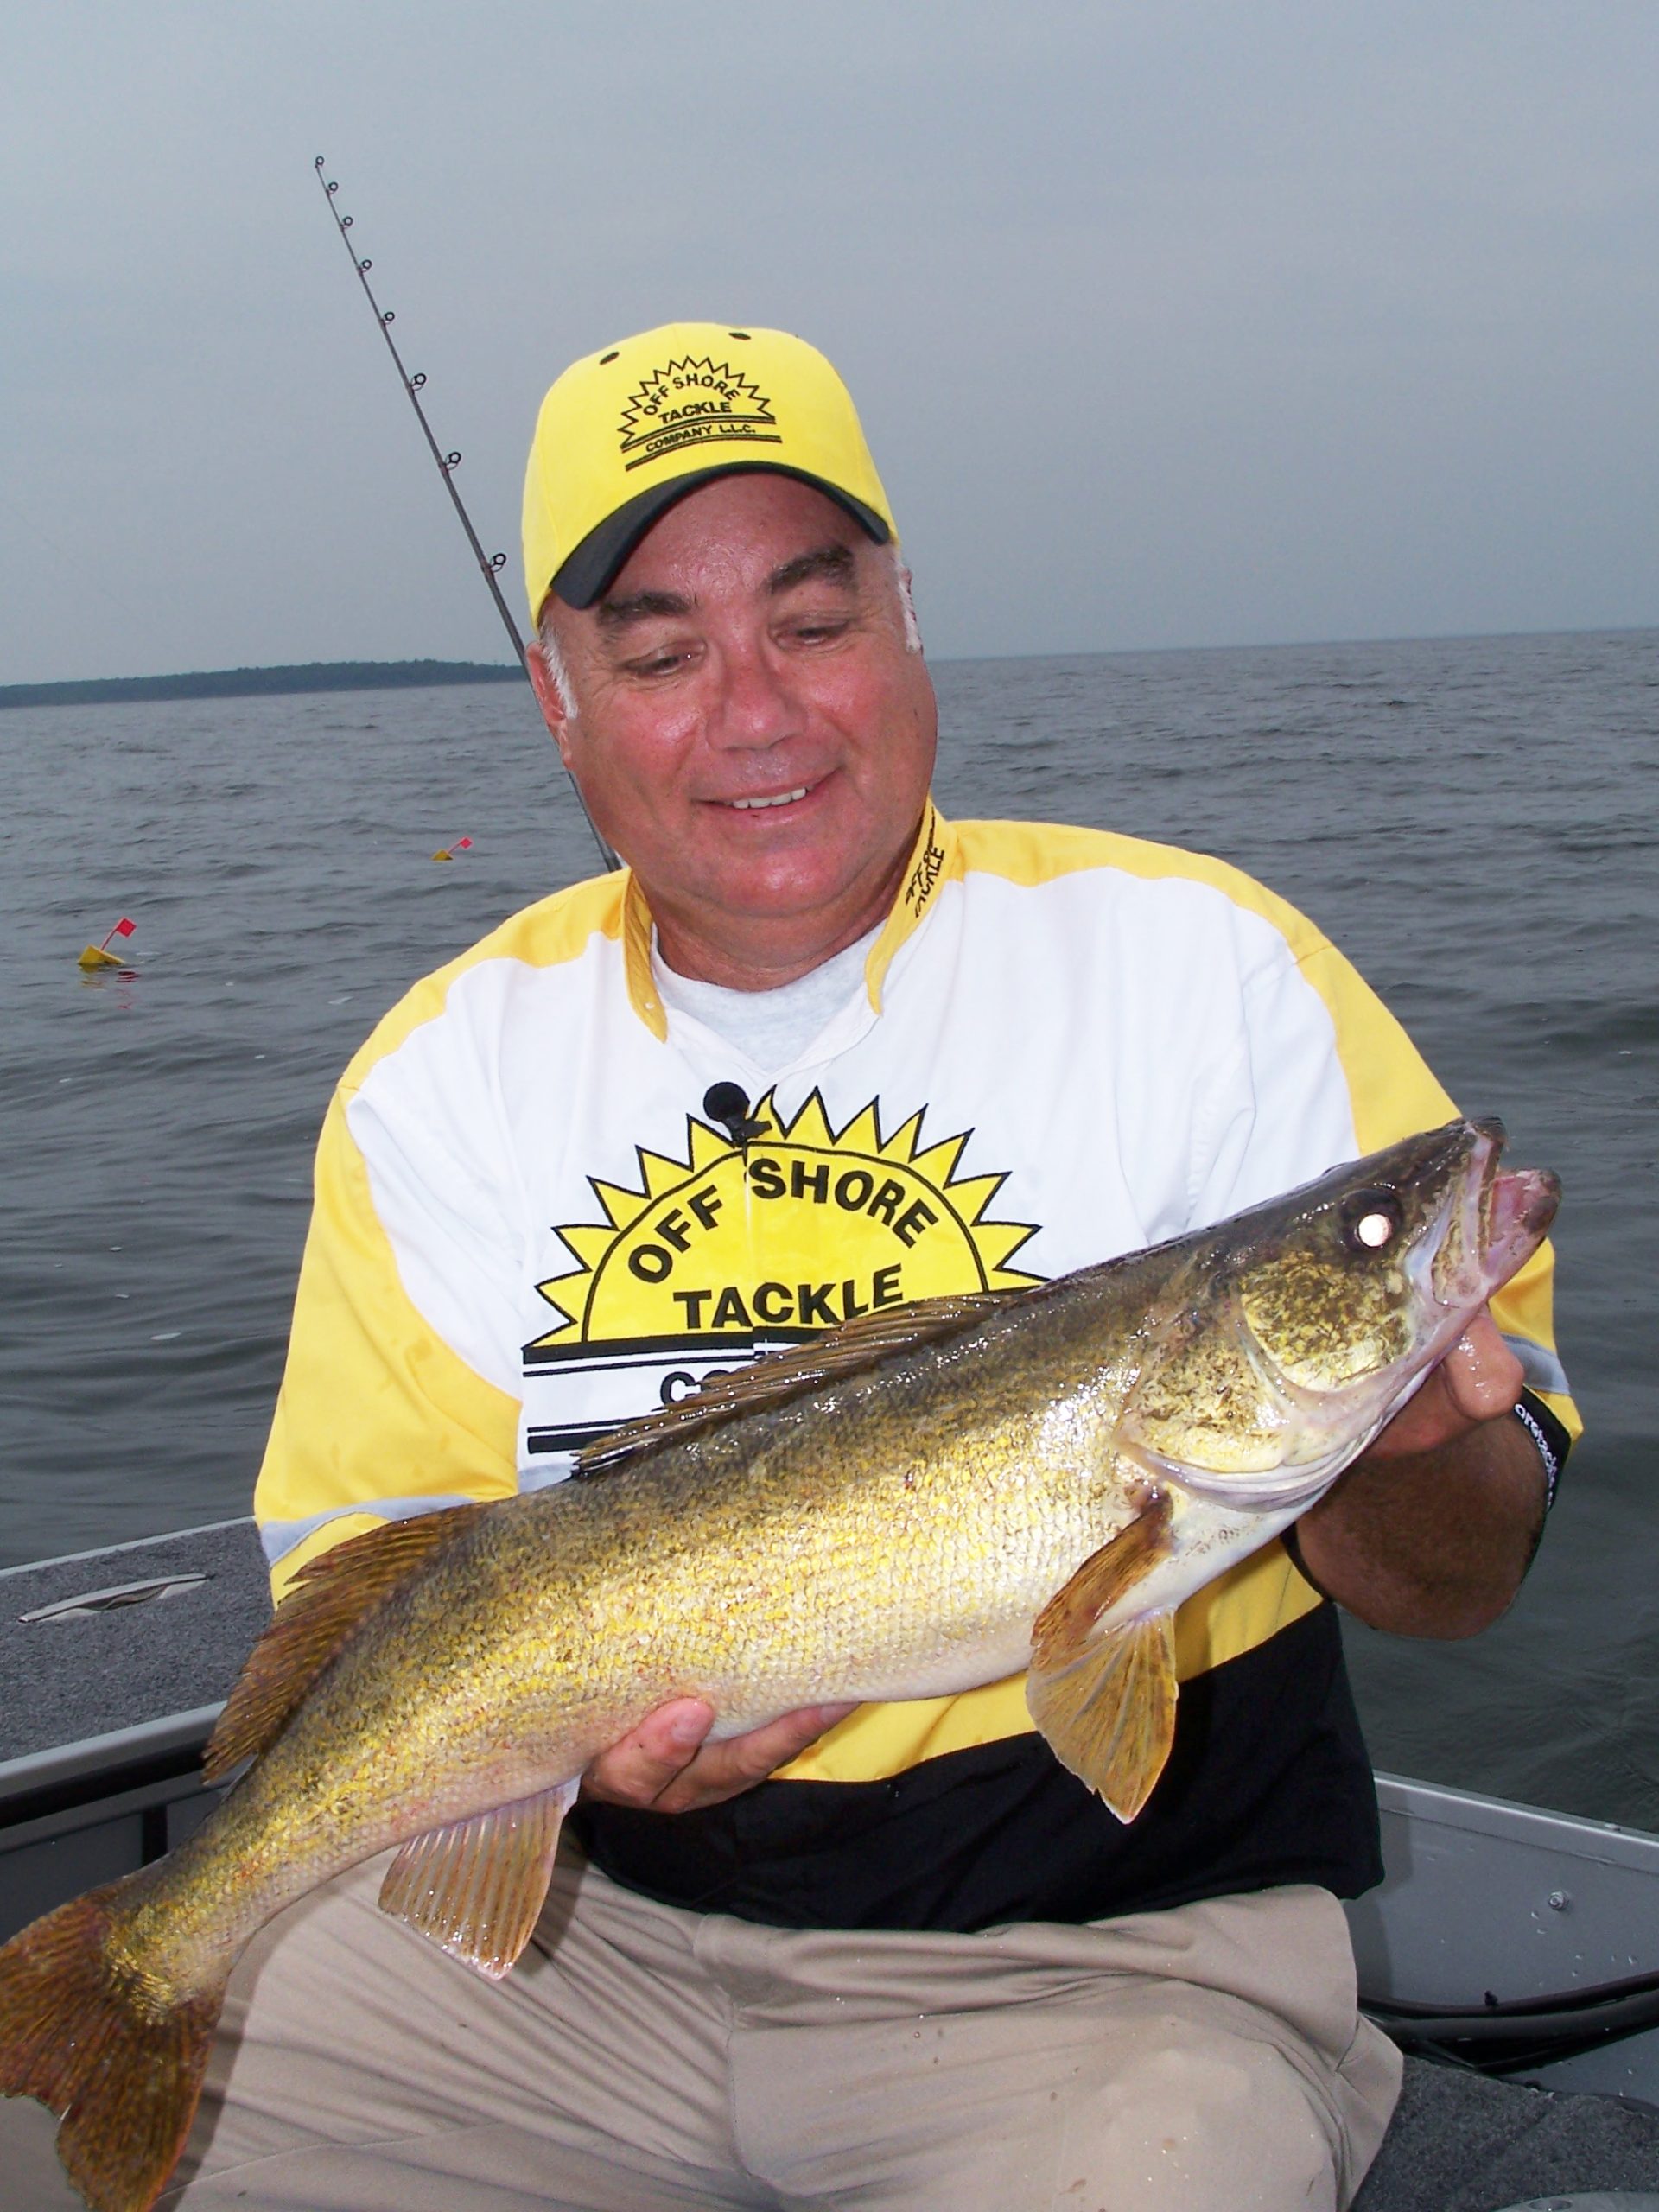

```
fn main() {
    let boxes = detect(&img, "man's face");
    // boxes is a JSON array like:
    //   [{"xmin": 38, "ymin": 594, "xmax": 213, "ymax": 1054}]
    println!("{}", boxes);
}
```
[{"xmin": 531, "ymin": 473, "xmax": 938, "ymax": 985}]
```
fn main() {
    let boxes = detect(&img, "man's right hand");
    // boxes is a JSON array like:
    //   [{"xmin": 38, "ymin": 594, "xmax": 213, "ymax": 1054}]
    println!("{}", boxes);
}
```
[{"xmin": 582, "ymin": 1697, "xmax": 857, "ymax": 1815}]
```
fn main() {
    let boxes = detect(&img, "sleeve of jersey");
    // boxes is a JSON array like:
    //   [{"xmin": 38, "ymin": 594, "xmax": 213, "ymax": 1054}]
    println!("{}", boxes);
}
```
[
  {"xmin": 1196, "ymin": 918, "xmax": 1580, "ymax": 1455},
  {"xmin": 253, "ymin": 1069, "xmax": 523, "ymax": 1604}
]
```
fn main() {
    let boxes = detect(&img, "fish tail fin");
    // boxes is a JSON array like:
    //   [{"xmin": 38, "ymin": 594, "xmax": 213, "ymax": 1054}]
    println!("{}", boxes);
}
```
[{"xmin": 0, "ymin": 1872, "xmax": 224, "ymax": 2212}]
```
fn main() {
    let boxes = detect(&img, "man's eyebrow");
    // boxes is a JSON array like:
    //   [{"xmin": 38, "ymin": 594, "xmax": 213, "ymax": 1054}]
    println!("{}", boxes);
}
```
[
  {"xmin": 594, "ymin": 588, "xmax": 693, "ymax": 632},
  {"xmin": 768, "ymin": 543, "xmax": 858, "ymax": 595},
  {"xmin": 594, "ymin": 545, "xmax": 856, "ymax": 629}
]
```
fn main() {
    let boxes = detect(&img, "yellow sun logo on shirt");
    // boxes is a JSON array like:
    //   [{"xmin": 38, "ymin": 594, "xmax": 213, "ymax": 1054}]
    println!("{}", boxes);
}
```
[{"xmin": 529, "ymin": 1089, "xmax": 1039, "ymax": 1349}]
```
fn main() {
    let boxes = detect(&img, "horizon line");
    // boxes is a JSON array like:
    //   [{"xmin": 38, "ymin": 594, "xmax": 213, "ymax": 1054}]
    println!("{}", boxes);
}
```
[{"xmin": 3, "ymin": 620, "xmax": 1653, "ymax": 707}]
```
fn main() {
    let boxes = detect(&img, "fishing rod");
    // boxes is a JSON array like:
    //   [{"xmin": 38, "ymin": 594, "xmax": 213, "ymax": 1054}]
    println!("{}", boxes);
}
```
[{"xmin": 312, "ymin": 156, "xmax": 618, "ymax": 871}]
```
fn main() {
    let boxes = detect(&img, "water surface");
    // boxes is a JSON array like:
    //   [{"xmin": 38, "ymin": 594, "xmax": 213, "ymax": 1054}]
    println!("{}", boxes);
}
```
[{"xmin": 1, "ymin": 630, "xmax": 1653, "ymax": 1821}]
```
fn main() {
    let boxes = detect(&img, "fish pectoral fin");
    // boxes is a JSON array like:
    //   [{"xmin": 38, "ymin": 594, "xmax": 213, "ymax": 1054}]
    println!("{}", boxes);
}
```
[
  {"xmin": 1027, "ymin": 1613, "xmax": 1179, "ymax": 1825},
  {"xmin": 1027, "ymin": 1499, "xmax": 1179, "ymax": 1824},
  {"xmin": 205, "ymin": 1503, "xmax": 489, "ymax": 1783},
  {"xmin": 1030, "ymin": 1493, "xmax": 1173, "ymax": 1664},
  {"xmin": 378, "ymin": 1778, "xmax": 579, "ymax": 1981}
]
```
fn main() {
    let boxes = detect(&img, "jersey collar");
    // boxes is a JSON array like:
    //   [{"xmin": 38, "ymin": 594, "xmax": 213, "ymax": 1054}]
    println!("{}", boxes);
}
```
[{"xmin": 621, "ymin": 799, "xmax": 957, "ymax": 1041}]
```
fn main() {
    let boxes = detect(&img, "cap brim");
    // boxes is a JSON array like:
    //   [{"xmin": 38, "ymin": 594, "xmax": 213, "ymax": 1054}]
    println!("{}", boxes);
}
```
[{"xmin": 548, "ymin": 465, "xmax": 892, "ymax": 611}]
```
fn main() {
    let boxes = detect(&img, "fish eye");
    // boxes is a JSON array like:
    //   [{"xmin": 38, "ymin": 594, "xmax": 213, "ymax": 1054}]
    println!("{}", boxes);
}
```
[{"xmin": 1339, "ymin": 1187, "xmax": 1403, "ymax": 1254}]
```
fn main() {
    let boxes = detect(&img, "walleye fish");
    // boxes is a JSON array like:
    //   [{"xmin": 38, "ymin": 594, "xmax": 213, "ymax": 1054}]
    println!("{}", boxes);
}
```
[{"xmin": 0, "ymin": 1116, "xmax": 1557, "ymax": 2212}]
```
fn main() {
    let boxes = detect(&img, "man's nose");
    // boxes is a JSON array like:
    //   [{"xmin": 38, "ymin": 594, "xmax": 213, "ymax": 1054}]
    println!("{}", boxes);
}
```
[{"xmin": 707, "ymin": 642, "xmax": 805, "ymax": 749}]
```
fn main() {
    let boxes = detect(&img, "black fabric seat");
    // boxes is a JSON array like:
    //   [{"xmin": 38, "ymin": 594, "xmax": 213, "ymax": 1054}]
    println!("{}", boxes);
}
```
[{"xmin": 1354, "ymin": 2058, "xmax": 1659, "ymax": 2210}]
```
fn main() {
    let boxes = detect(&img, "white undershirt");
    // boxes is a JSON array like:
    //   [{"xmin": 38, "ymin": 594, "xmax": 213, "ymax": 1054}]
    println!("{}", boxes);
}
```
[{"xmin": 652, "ymin": 925, "xmax": 881, "ymax": 1071}]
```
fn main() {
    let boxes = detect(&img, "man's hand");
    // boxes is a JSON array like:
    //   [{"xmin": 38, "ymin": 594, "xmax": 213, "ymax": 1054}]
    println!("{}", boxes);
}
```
[
  {"xmin": 1362, "ymin": 1311, "xmax": 1524, "ymax": 1461},
  {"xmin": 1293, "ymin": 1309, "xmax": 1548, "ymax": 1638},
  {"xmin": 582, "ymin": 1699, "xmax": 857, "ymax": 1815}
]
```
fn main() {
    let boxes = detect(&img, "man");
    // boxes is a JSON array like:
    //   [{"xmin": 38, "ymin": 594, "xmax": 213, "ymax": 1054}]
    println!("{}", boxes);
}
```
[{"xmin": 161, "ymin": 325, "xmax": 1578, "ymax": 2208}]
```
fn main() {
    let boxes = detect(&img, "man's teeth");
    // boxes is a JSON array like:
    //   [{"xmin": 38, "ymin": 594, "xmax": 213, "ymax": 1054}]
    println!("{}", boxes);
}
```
[{"xmin": 728, "ymin": 788, "xmax": 808, "ymax": 810}]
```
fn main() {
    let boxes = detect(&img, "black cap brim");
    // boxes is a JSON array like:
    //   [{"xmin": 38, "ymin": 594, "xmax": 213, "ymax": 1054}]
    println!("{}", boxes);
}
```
[{"xmin": 549, "ymin": 465, "xmax": 892, "ymax": 611}]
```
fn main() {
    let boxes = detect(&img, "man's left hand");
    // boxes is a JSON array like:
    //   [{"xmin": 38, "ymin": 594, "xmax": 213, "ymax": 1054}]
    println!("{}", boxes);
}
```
[
  {"xmin": 1291, "ymin": 1306, "xmax": 1548, "ymax": 1638},
  {"xmin": 1363, "ymin": 1311, "xmax": 1523, "ymax": 1459},
  {"xmin": 582, "ymin": 1699, "xmax": 858, "ymax": 1815}
]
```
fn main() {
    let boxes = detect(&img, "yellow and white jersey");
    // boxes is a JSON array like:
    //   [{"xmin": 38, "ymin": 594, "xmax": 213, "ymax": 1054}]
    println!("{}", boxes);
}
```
[{"xmin": 256, "ymin": 806, "xmax": 1574, "ymax": 1931}]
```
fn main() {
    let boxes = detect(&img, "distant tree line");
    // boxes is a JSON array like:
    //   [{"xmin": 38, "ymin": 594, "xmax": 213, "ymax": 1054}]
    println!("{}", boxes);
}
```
[{"xmin": 0, "ymin": 661, "xmax": 524, "ymax": 710}]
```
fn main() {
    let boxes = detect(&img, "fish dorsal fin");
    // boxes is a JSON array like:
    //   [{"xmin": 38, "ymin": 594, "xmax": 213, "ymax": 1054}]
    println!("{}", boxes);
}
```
[
  {"xmin": 1027, "ymin": 1494, "xmax": 1179, "ymax": 1824},
  {"xmin": 203, "ymin": 1504, "xmax": 487, "ymax": 1784},
  {"xmin": 378, "ymin": 1779, "xmax": 579, "ymax": 1980},
  {"xmin": 575, "ymin": 1288, "xmax": 1023, "ymax": 1475}
]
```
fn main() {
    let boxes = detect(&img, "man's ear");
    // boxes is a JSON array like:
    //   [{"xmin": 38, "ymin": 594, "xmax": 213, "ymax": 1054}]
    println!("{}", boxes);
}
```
[{"xmin": 526, "ymin": 640, "xmax": 575, "ymax": 765}]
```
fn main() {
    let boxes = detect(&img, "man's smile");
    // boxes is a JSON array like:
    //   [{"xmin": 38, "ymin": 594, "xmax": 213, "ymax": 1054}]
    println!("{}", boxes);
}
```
[{"xmin": 711, "ymin": 780, "xmax": 818, "ymax": 811}]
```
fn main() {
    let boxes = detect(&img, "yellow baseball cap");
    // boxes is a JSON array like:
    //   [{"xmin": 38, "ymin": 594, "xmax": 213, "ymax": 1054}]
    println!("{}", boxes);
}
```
[{"xmin": 522, "ymin": 321, "xmax": 896, "ymax": 626}]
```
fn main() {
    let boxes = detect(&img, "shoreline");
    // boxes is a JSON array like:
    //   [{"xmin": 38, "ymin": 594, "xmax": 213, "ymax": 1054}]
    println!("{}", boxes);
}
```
[{"xmin": 0, "ymin": 659, "xmax": 522, "ymax": 711}]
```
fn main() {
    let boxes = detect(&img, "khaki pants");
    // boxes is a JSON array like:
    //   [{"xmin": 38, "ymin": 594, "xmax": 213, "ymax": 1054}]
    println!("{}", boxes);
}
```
[{"xmin": 10, "ymin": 1852, "xmax": 1399, "ymax": 2211}]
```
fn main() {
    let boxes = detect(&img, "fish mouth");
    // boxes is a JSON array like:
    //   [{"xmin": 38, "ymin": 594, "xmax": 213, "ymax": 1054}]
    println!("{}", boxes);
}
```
[
  {"xmin": 1482, "ymin": 1160, "xmax": 1561, "ymax": 1287},
  {"xmin": 1365, "ymin": 1117, "xmax": 1560, "ymax": 1442},
  {"xmin": 1433, "ymin": 1116, "xmax": 1560, "ymax": 1313}
]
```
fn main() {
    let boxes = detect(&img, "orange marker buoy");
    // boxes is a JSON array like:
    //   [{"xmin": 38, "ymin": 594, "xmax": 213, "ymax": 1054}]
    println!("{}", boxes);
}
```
[
  {"xmin": 431, "ymin": 835, "xmax": 474, "ymax": 862},
  {"xmin": 78, "ymin": 917, "xmax": 137, "ymax": 969}
]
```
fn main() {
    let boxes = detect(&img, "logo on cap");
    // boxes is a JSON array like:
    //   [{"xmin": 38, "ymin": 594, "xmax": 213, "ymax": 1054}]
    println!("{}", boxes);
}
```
[{"xmin": 617, "ymin": 355, "xmax": 782, "ymax": 474}]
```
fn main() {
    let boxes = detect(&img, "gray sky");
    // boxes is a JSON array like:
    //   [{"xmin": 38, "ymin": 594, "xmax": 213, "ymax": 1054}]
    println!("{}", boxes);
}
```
[{"xmin": 3, "ymin": 2, "xmax": 1656, "ymax": 682}]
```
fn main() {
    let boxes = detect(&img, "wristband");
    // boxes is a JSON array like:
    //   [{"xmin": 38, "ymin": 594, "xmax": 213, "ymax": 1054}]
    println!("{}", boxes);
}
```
[{"xmin": 1512, "ymin": 1399, "xmax": 1560, "ymax": 1510}]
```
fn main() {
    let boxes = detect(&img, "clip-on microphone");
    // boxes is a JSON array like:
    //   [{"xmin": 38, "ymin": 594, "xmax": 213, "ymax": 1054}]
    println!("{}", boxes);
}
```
[{"xmin": 702, "ymin": 1081, "xmax": 769, "ymax": 1147}]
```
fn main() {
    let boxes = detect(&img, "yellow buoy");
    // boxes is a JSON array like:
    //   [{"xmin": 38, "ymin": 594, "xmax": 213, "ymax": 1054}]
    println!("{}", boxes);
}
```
[
  {"xmin": 431, "ymin": 849, "xmax": 454, "ymax": 862},
  {"xmin": 79, "ymin": 917, "xmax": 137, "ymax": 968}
]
